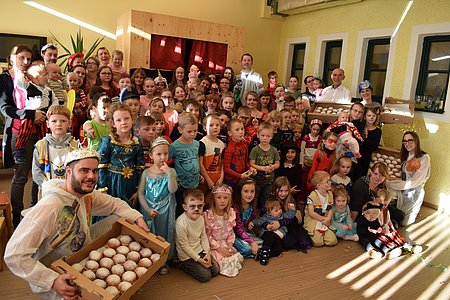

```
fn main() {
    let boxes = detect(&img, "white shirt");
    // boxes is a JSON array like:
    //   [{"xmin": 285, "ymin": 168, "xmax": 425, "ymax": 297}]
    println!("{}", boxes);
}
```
[{"xmin": 321, "ymin": 84, "xmax": 351, "ymax": 104}]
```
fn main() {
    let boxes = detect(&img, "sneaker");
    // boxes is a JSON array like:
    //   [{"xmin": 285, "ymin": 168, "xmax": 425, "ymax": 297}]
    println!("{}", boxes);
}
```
[
  {"xmin": 412, "ymin": 245, "xmax": 423, "ymax": 254},
  {"xmin": 349, "ymin": 234, "xmax": 359, "ymax": 242},
  {"xmin": 369, "ymin": 249, "xmax": 383, "ymax": 259},
  {"xmin": 386, "ymin": 247, "xmax": 403, "ymax": 260},
  {"xmin": 259, "ymin": 248, "xmax": 271, "ymax": 265}
]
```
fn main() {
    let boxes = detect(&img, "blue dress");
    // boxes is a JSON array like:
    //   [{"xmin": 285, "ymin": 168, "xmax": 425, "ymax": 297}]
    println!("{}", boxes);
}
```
[
  {"xmin": 141, "ymin": 169, "xmax": 176, "ymax": 260},
  {"xmin": 98, "ymin": 135, "xmax": 145, "ymax": 207},
  {"xmin": 331, "ymin": 205, "xmax": 357, "ymax": 237}
]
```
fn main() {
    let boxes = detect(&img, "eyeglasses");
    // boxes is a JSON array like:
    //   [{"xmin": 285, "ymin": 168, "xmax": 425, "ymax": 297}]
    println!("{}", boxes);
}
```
[
  {"xmin": 188, "ymin": 204, "xmax": 204, "ymax": 210},
  {"xmin": 320, "ymin": 180, "xmax": 332, "ymax": 185},
  {"xmin": 100, "ymin": 72, "xmax": 112, "ymax": 76},
  {"xmin": 402, "ymin": 139, "xmax": 415, "ymax": 144},
  {"xmin": 86, "ymin": 62, "xmax": 98, "ymax": 66},
  {"xmin": 220, "ymin": 81, "xmax": 229, "ymax": 84}
]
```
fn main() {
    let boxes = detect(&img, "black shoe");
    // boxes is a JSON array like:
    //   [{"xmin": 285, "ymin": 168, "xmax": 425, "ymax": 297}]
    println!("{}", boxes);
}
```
[{"xmin": 259, "ymin": 248, "xmax": 271, "ymax": 265}]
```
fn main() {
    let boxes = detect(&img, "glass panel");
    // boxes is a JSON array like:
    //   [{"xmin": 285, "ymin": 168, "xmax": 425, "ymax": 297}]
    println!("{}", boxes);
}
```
[
  {"xmin": 428, "ymin": 41, "xmax": 450, "ymax": 71},
  {"xmin": 294, "ymin": 47, "xmax": 305, "ymax": 70},
  {"xmin": 368, "ymin": 71, "xmax": 387, "ymax": 97},
  {"xmin": 371, "ymin": 44, "xmax": 390, "ymax": 70},
  {"xmin": 329, "ymin": 46, "xmax": 342, "ymax": 69},
  {"xmin": 294, "ymin": 70, "xmax": 303, "ymax": 84},
  {"xmin": 423, "ymin": 73, "xmax": 448, "ymax": 98}
]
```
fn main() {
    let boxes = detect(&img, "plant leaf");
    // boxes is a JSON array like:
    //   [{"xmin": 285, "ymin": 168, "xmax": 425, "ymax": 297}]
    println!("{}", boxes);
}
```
[
  {"xmin": 50, "ymin": 31, "xmax": 71, "ymax": 55},
  {"xmin": 70, "ymin": 34, "xmax": 77, "ymax": 53},
  {"xmin": 85, "ymin": 36, "xmax": 105, "ymax": 58}
]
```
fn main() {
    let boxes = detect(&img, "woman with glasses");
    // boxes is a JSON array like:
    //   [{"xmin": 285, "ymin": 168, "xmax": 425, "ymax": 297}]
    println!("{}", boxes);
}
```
[
  {"xmin": 94, "ymin": 65, "xmax": 119, "ymax": 98},
  {"xmin": 386, "ymin": 131, "xmax": 430, "ymax": 226},
  {"xmin": 85, "ymin": 57, "xmax": 100, "ymax": 89}
]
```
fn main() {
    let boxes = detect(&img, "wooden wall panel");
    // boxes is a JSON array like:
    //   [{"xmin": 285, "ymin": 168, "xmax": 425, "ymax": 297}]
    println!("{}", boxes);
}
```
[{"xmin": 116, "ymin": 10, "xmax": 244, "ymax": 72}]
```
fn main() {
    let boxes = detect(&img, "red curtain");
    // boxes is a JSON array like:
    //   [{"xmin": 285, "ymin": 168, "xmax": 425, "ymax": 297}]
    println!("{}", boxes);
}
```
[
  {"xmin": 188, "ymin": 40, "xmax": 227, "ymax": 74},
  {"xmin": 150, "ymin": 35, "xmax": 185, "ymax": 70}
]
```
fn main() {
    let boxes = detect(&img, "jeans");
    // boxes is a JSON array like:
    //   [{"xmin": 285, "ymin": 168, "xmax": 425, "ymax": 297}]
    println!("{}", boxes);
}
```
[
  {"xmin": 179, "ymin": 256, "xmax": 220, "ymax": 283},
  {"xmin": 10, "ymin": 132, "xmax": 37, "ymax": 228}
]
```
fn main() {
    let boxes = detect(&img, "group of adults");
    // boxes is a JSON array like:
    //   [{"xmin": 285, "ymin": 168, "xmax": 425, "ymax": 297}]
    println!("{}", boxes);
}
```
[{"xmin": 0, "ymin": 43, "xmax": 431, "ymax": 298}]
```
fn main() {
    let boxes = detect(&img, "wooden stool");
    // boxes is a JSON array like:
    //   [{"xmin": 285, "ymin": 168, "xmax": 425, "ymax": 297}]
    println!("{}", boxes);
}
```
[
  {"xmin": 0, "ymin": 217, "xmax": 6, "ymax": 271},
  {"xmin": 0, "ymin": 192, "xmax": 13, "ymax": 238}
]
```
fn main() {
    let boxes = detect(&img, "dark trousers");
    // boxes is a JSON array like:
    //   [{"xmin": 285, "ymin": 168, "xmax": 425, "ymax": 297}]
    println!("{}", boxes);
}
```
[
  {"xmin": 179, "ymin": 256, "xmax": 220, "ymax": 283},
  {"xmin": 261, "ymin": 231, "xmax": 283, "ymax": 257},
  {"xmin": 10, "ymin": 133, "xmax": 37, "ymax": 228}
]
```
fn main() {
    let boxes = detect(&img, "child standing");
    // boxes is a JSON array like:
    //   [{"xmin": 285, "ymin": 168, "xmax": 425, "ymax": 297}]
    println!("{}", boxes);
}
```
[
  {"xmin": 219, "ymin": 92, "xmax": 236, "ymax": 117},
  {"xmin": 307, "ymin": 131, "xmax": 338, "ymax": 192},
  {"xmin": 238, "ymin": 106, "xmax": 257, "ymax": 145},
  {"xmin": 249, "ymin": 122, "xmax": 280, "ymax": 211},
  {"xmin": 331, "ymin": 156, "xmax": 353, "ymax": 192},
  {"xmin": 169, "ymin": 112, "xmax": 200, "ymax": 216},
  {"xmin": 109, "ymin": 50, "xmax": 127, "ymax": 83},
  {"xmin": 176, "ymin": 189, "xmax": 220, "ymax": 282},
  {"xmin": 135, "ymin": 116, "xmax": 156, "ymax": 168},
  {"xmin": 258, "ymin": 90, "xmax": 272, "ymax": 115},
  {"xmin": 223, "ymin": 119, "xmax": 255, "ymax": 188},
  {"xmin": 250, "ymin": 198, "xmax": 295, "ymax": 265},
  {"xmin": 138, "ymin": 137, "xmax": 177, "ymax": 273},
  {"xmin": 205, "ymin": 94, "xmax": 219, "ymax": 116},
  {"xmin": 276, "ymin": 140, "xmax": 302, "ymax": 198},
  {"xmin": 331, "ymin": 186, "xmax": 358, "ymax": 241},
  {"xmin": 233, "ymin": 179, "xmax": 261, "ymax": 258},
  {"xmin": 265, "ymin": 110, "xmax": 284, "ymax": 150},
  {"xmin": 83, "ymin": 93, "xmax": 111, "ymax": 150},
  {"xmin": 120, "ymin": 87, "xmax": 140, "ymax": 122},
  {"xmin": 32, "ymin": 105, "xmax": 79, "ymax": 201},
  {"xmin": 303, "ymin": 171, "xmax": 338, "ymax": 247},
  {"xmin": 204, "ymin": 184, "xmax": 244, "ymax": 277},
  {"xmin": 216, "ymin": 109, "xmax": 231, "ymax": 145},
  {"xmin": 140, "ymin": 78, "xmax": 156, "ymax": 116},
  {"xmin": 170, "ymin": 99, "xmax": 205, "ymax": 142},
  {"xmin": 97, "ymin": 104, "xmax": 145, "ymax": 208},
  {"xmin": 199, "ymin": 114, "xmax": 225, "ymax": 190}
]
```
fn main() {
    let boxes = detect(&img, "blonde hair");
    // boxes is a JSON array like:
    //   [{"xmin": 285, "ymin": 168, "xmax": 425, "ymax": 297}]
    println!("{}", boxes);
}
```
[
  {"xmin": 333, "ymin": 185, "xmax": 349, "ymax": 204},
  {"xmin": 178, "ymin": 112, "xmax": 198, "ymax": 128},
  {"xmin": 376, "ymin": 189, "xmax": 391, "ymax": 203},
  {"xmin": 26, "ymin": 61, "xmax": 46, "ymax": 79},
  {"xmin": 271, "ymin": 176, "xmax": 292, "ymax": 211},
  {"xmin": 265, "ymin": 198, "xmax": 282, "ymax": 215},
  {"xmin": 257, "ymin": 122, "xmax": 273, "ymax": 134},
  {"xmin": 47, "ymin": 105, "xmax": 71, "ymax": 120},
  {"xmin": 208, "ymin": 183, "xmax": 233, "ymax": 218},
  {"xmin": 310, "ymin": 171, "xmax": 330, "ymax": 187}
]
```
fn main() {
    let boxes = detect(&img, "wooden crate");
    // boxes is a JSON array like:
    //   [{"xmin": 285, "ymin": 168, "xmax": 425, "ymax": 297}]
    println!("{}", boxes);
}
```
[
  {"xmin": 370, "ymin": 146, "xmax": 403, "ymax": 179},
  {"xmin": 380, "ymin": 97, "xmax": 414, "ymax": 124},
  {"xmin": 51, "ymin": 218, "xmax": 170, "ymax": 300},
  {"xmin": 306, "ymin": 102, "xmax": 351, "ymax": 123}
]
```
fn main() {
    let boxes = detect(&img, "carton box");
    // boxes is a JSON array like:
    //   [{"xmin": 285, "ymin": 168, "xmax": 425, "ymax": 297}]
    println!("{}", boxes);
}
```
[
  {"xmin": 307, "ymin": 102, "xmax": 352, "ymax": 123},
  {"xmin": 370, "ymin": 146, "xmax": 402, "ymax": 179},
  {"xmin": 380, "ymin": 97, "xmax": 414, "ymax": 124},
  {"xmin": 51, "ymin": 218, "xmax": 170, "ymax": 300}
]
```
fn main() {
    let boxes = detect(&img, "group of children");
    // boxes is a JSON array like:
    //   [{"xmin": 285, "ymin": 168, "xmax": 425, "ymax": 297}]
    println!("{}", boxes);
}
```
[{"xmin": 27, "ymin": 52, "xmax": 422, "ymax": 283}]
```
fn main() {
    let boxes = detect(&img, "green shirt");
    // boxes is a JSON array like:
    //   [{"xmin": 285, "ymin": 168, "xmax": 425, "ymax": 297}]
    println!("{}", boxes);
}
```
[
  {"xmin": 249, "ymin": 144, "xmax": 280, "ymax": 184},
  {"xmin": 84, "ymin": 119, "xmax": 110, "ymax": 150}
]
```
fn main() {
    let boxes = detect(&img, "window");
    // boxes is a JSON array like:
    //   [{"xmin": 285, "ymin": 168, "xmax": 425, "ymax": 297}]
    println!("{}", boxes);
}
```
[
  {"xmin": 322, "ymin": 40, "xmax": 342, "ymax": 86},
  {"xmin": 290, "ymin": 44, "xmax": 306, "ymax": 82},
  {"xmin": 363, "ymin": 38, "xmax": 390, "ymax": 102},
  {"xmin": 415, "ymin": 35, "xmax": 450, "ymax": 114}
]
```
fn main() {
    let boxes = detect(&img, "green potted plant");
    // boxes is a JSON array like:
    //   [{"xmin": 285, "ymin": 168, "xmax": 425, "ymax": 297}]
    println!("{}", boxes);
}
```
[{"xmin": 50, "ymin": 29, "xmax": 104, "ymax": 71}]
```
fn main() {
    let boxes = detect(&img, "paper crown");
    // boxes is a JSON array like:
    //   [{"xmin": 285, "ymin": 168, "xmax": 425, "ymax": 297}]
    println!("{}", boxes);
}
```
[
  {"xmin": 358, "ymin": 80, "xmax": 372, "ymax": 93},
  {"xmin": 68, "ymin": 53, "xmax": 84, "ymax": 68},
  {"xmin": 150, "ymin": 136, "xmax": 170, "ymax": 151},
  {"xmin": 212, "ymin": 185, "xmax": 232, "ymax": 195},
  {"xmin": 310, "ymin": 119, "xmax": 322, "ymax": 126},
  {"xmin": 65, "ymin": 148, "xmax": 100, "ymax": 166}
]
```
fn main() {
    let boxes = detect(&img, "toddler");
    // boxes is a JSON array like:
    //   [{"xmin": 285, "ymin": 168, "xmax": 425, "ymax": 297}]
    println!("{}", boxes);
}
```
[
  {"xmin": 109, "ymin": 50, "xmax": 127, "ymax": 83},
  {"xmin": 250, "ymin": 198, "xmax": 295, "ymax": 265},
  {"xmin": 120, "ymin": 87, "xmax": 140, "ymax": 122},
  {"xmin": 46, "ymin": 63, "xmax": 66, "ymax": 105},
  {"xmin": 331, "ymin": 186, "xmax": 358, "ymax": 241},
  {"xmin": 303, "ymin": 171, "xmax": 338, "ymax": 247},
  {"xmin": 327, "ymin": 111, "xmax": 364, "ymax": 158},
  {"xmin": 135, "ymin": 116, "xmax": 156, "ymax": 168},
  {"xmin": 67, "ymin": 72, "xmax": 88, "ymax": 140},
  {"xmin": 331, "ymin": 156, "xmax": 353, "ymax": 192}
]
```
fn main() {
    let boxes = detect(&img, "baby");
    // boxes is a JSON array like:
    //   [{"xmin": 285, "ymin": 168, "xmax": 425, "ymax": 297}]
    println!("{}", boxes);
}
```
[
  {"xmin": 46, "ymin": 63, "xmax": 67, "ymax": 105},
  {"xmin": 327, "ymin": 111, "xmax": 364, "ymax": 158}
]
